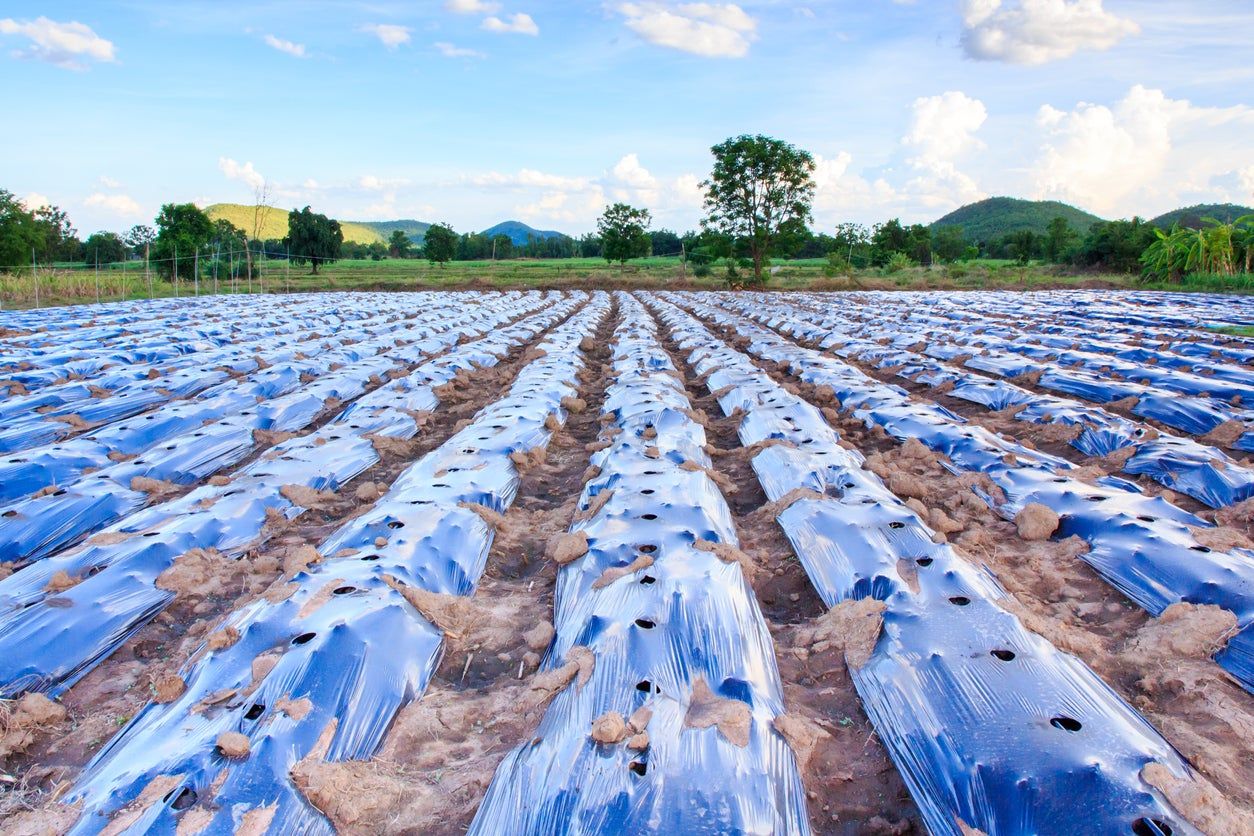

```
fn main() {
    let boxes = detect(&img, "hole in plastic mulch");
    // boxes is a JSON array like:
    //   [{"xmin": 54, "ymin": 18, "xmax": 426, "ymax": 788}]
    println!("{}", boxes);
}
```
[
  {"xmin": 388, "ymin": 521, "xmax": 405, "ymax": 529},
  {"xmin": 244, "ymin": 703, "xmax": 265, "ymax": 720},
  {"xmin": 635, "ymin": 618, "xmax": 656, "ymax": 629},
  {"xmin": 991, "ymin": 649, "xmax": 1016, "ymax": 661},
  {"xmin": 165, "ymin": 786, "xmax": 197, "ymax": 811},
  {"xmin": 640, "ymin": 575, "xmax": 656, "ymax": 585},
  {"xmin": 949, "ymin": 596, "xmax": 971, "ymax": 606},
  {"xmin": 640, "ymin": 514, "xmax": 658, "ymax": 521},
  {"xmin": 629, "ymin": 760, "xmax": 647, "ymax": 776},
  {"xmin": 1131, "ymin": 818, "xmax": 1173, "ymax": 836},
  {"xmin": 292, "ymin": 632, "xmax": 317, "ymax": 645},
  {"xmin": 916, "ymin": 557, "xmax": 934, "ymax": 567},
  {"xmin": 1050, "ymin": 716, "xmax": 1082, "ymax": 732}
]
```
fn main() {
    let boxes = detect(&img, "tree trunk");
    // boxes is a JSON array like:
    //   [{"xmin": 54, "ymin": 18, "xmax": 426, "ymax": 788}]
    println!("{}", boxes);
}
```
[{"xmin": 752, "ymin": 246, "xmax": 763, "ymax": 284}]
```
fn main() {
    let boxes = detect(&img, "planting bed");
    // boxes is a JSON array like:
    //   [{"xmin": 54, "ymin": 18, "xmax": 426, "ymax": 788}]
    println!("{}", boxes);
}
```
[{"xmin": 1, "ymin": 289, "xmax": 1252, "ymax": 835}]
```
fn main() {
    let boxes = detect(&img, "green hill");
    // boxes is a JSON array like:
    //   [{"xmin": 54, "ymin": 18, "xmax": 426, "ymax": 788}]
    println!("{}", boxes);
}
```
[
  {"xmin": 352, "ymin": 219, "xmax": 432, "ymax": 245},
  {"xmin": 482, "ymin": 220, "xmax": 566, "ymax": 246},
  {"xmin": 203, "ymin": 204, "xmax": 385, "ymax": 245},
  {"xmin": 1150, "ymin": 203, "xmax": 1254, "ymax": 229},
  {"xmin": 930, "ymin": 197, "xmax": 1105, "ymax": 242}
]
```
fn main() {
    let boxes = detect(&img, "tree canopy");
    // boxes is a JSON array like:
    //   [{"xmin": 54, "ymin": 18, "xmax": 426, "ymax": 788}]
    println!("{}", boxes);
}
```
[
  {"xmin": 702, "ymin": 134, "xmax": 815, "ymax": 284},
  {"xmin": 83, "ymin": 232, "xmax": 128, "ymax": 266},
  {"xmin": 423, "ymin": 223, "xmax": 457, "ymax": 266},
  {"xmin": 286, "ymin": 206, "xmax": 343, "ymax": 274},
  {"xmin": 597, "ymin": 203, "xmax": 652, "ymax": 267},
  {"xmin": 153, "ymin": 203, "xmax": 213, "ymax": 280}
]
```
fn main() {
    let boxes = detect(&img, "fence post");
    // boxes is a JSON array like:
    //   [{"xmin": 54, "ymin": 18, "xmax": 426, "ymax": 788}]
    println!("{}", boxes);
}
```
[{"xmin": 31, "ymin": 248, "xmax": 39, "ymax": 308}]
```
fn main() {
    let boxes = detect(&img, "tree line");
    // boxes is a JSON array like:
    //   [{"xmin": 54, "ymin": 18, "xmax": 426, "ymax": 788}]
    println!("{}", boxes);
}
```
[{"xmin": 5, "ymin": 141, "xmax": 1252, "ymax": 284}]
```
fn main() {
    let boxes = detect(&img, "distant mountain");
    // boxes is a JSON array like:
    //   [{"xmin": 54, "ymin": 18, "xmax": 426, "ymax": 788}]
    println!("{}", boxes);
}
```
[
  {"xmin": 352, "ymin": 219, "xmax": 432, "ymax": 245},
  {"xmin": 203, "ymin": 204, "xmax": 385, "ymax": 245},
  {"xmin": 481, "ymin": 220, "xmax": 567, "ymax": 246},
  {"xmin": 1150, "ymin": 203, "xmax": 1254, "ymax": 229},
  {"xmin": 930, "ymin": 197, "xmax": 1105, "ymax": 242}
]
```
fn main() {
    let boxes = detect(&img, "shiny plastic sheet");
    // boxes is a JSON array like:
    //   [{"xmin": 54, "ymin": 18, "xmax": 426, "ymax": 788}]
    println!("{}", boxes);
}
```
[
  {"xmin": 655, "ymin": 294, "xmax": 1198, "ymax": 836},
  {"xmin": 472, "ymin": 293, "xmax": 809, "ymax": 836},
  {"xmin": 64, "ymin": 295, "xmax": 605, "ymax": 835}
]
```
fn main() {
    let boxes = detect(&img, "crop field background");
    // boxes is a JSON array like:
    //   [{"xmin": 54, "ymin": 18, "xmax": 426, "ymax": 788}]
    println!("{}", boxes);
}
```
[
  {"xmin": 1, "ymin": 289, "xmax": 1253, "ymax": 835},
  {"xmin": 4, "ymin": 256, "xmax": 1231, "ymax": 313}
]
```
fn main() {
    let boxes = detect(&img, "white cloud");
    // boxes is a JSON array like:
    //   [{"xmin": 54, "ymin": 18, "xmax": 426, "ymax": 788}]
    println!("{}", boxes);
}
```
[
  {"xmin": 84, "ymin": 192, "xmax": 142, "ymax": 217},
  {"xmin": 358, "ymin": 174, "xmax": 409, "ymax": 191},
  {"xmin": 1031, "ymin": 85, "xmax": 1254, "ymax": 216},
  {"xmin": 446, "ymin": 0, "xmax": 502, "ymax": 13},
  {"xmin": 472, "ymin": 169, "xmax": 592, "ymax": 190},
  {"xmin": 21, "ymin": 192, "xmax": 51, "ymax": 211},
  {"xmin": 469, "ymin": 156, "xmax": 701, "ymax": 228},
  {"xmin": 360, "ymin": 24, "xmax": 411, "ymax": 49},
  {"xmin": 435, "ymin": 41, "xmax": 486, "ymax": 58},
  {"xmin": 1240, "ymin": 166, "xmax": 1254, "ymax": 200},
  {"xmin": 0, "ymin": 17, "xmax": 115, "ymax": 70},
  {"xmin": 960, "ymin": 0, "xmax": 1139, "ymax": 65},
  {"xmin": 616, "ymin": 3, "xmax": 757, "ymax": 58},
  {"xmin": 482, "ymin": 13, "xmax": 539, "ymax": 35},
  {"xmin": 904, "ymin": 91, "xmax": 988, "ymax": 163},
  {"xmin": 218, "ymin": 157, "xmax": 266, "ymax": 190},
  {"xmin": 900, "ymin": 91, "xmax": 988, "ymax": 208},
  {"xmin": 98, "ymin": 176, "xmax": 122, "ymax": 189},
  {"xmin": 263, "ymin": 34, "xmax": 306, "ymax": 58}
]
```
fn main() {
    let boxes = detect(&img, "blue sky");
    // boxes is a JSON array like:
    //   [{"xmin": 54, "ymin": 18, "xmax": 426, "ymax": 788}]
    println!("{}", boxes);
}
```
[{"xmin": 3, "ymin": 1, "xmax": 1253, "ymax": 236}]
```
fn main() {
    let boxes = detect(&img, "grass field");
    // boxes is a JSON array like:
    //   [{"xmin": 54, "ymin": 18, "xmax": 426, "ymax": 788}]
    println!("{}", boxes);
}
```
[{"xmin": 5, "ymin": 255, "xmax": 1254, "ymax": 310}]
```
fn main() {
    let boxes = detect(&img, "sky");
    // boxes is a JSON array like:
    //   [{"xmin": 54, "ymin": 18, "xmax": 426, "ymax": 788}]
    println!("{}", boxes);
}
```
[{"xmin": 2, "ymin": 1, "xmax": 1253, "ymax": 237}]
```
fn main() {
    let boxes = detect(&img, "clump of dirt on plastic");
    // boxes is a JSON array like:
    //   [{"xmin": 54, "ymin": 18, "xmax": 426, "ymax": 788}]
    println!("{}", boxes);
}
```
[
  {"xmin": 292, "ymin": 647, "xmax": 594, "ymax": 835},
  {"xmin": 154, "ymin": 548, "xmax": 239, "ymax": 600},
  {"xmin": 280, "ymin": 484, "xmax": 338, "ymax": 510},
  {"xmin": 683, "ymin": 678, "xmax": 751, "ymax": 747},
  {"xmin": 128, "ymin": 476, "xmax": 178, "ymax": 497}
]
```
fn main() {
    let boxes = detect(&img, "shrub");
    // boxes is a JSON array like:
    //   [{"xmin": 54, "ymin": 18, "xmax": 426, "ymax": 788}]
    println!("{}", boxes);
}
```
[{"xmin": 885, "ymin": 252, "xmax": 913, "ymax": 274}]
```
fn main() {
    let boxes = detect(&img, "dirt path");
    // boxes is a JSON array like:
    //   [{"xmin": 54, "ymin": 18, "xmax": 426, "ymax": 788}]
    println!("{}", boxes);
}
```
[{"xmin": 653, "ymin": 314, "xmax": 922, "ymax": 835}]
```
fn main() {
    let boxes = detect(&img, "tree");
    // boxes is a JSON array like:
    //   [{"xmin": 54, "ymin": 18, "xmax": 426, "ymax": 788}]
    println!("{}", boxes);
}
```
[
  {"xmin": 701, "ymin": 134, "xmax": 816, "ymax": 285},
  {"xmin": 870, "ymin": 219, "xmax": 909, "ymax": 266},
  {"xmin": 368, "ymin": 241, "xmax": 387, "ymax": 261},
  {"xmin": 490, "ymin": 234, "xmax": 513, "ymax": 260},
  {"xmin": 124, "ymin": 224, "xmax": 156, "ymax": 258},
  {"xmin": 649, "ymin": 229, "xmax": 681, "ymax": 257},
  {"xmin": 1044, "ymin": 217, "xmax": 1078, "ymax": 263},
  {"xmin": 424, "ymin": 223, "xmax": 457, "ymax": 266},
  {"xmin": 933, "ymin": 225, "xmax": 968, "ymax": 263},
  {"xmin": 286, "ymin": 206, "xmax": 343, "ymax": 274},
  {"xmin": 0, "ymin": 189, "xmax": 44, "ymax": 268},
  {"xmin": 83, "ymin": 232, "xmax": 127, "ymax": 266},
  {"xmin": 388, "ymin": 229, "xmax": 412, "ymax": 258},
  {"xmin": 597, "ymin": 203, "xmax": 652, "ymax": 268},
  {"xmin": 1008, "ymin": 229, "xmax": 1038, "ymax": 265},
  {"xmin": 153, "ymin": 203, "xmax": 214, "ymax": 280},
  {"xmin": 34, "ymin": 204, "xmax": 79, "ymax": 263}
]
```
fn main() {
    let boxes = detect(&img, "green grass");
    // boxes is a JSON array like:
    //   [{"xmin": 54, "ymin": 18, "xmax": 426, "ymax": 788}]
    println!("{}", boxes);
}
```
[
  {"xmin": 7, "ymin": 256, "xmax": 1254, "ymax": 310},
  {"xmin": 1210, "ymin": 325, "xmax": 1254, "ymax": 337}
]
